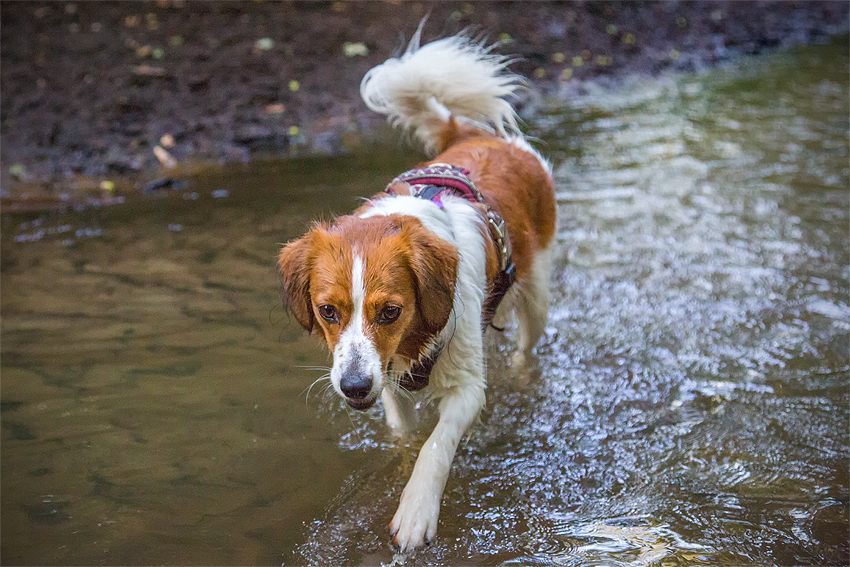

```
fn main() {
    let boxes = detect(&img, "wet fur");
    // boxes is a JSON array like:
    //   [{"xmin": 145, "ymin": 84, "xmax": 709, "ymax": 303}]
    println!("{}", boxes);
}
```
[{"xmin": 278, "ymin": 29, "xmax": 556, "ymax": 551}]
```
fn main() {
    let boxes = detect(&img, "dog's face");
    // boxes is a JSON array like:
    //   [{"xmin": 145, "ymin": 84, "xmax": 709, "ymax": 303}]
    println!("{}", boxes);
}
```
[{"xmin": 279, "ymin": 214, "xmax": 458, "ymax": 410}]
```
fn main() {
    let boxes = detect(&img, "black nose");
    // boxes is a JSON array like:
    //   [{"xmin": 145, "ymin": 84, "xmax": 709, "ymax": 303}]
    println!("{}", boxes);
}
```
[{"xmin": 340, "ymin": 374, "xmax": 372, "ymax": 399}]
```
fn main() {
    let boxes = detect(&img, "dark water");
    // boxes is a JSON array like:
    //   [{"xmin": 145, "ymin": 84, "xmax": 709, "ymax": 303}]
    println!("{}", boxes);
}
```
[{"xmin": 2, "ymin": 39, "xmax": 848, "ymax": 566}]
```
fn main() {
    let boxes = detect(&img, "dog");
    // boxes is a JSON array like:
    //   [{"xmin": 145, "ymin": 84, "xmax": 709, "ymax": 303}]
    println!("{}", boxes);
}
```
[{"xmin": 278, "ymin": 27, "xmax": 556, "ymax": 551}]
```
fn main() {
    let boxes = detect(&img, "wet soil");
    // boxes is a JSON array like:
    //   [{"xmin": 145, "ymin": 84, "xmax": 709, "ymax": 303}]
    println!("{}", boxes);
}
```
[{"xmin": 1, "ymin": 1, "xmax": 847, "ymax": 203}]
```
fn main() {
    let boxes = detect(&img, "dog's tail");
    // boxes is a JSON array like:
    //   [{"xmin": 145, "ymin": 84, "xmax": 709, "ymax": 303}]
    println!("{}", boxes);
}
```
[{"xmin": 360, "ymin": 23, "xmax": 525, "ymax": 155}]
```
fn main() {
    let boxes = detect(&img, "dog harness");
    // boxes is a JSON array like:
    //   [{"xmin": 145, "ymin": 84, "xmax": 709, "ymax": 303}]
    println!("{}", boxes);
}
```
[{"xmin": 384, "ymin": 163, "xmax": 516, "ymax": 391}]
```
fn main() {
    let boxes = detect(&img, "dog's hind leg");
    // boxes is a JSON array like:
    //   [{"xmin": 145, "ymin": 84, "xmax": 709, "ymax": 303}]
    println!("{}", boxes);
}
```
[{"xmin": 512, "ymin": 245, "xmax": 554, "ymax": 367}]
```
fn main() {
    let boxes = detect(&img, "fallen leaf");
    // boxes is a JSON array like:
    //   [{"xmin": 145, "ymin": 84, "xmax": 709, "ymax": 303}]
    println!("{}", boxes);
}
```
[
  {"xmin": 255, "ymin": 37, "xmax": 274, "ymax": 51},
  {"xmin": 132, "ymin": 64, "xmax": 167, "ymax": 76},
  {"xmin": 9, "ymin": 163, "xmax": 27, "ymax": 180},
  {"xmin": 342, "ymin": 42, "xmax": 368, "ymax": 57},
  {"xmin": 153, "ymin": 146, "xmax": 177, "ymax": 168}
]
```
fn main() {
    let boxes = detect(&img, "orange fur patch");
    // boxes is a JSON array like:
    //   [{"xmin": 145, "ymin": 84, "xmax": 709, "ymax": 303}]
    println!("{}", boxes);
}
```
[
  {"xmin": 280, "ymin": 120, "xmax": 555, "ymax": 370},
  {"xmin": 430, "ymin": 124, "xmax": 557, "ymax": 286},
  {"xmin": 279, "ymin": 214, "xmax": 458, "ymax": 367}
]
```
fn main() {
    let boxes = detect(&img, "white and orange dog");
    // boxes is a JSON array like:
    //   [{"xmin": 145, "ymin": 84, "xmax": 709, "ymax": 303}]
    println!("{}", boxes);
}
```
[{"xmin": 278, "ymin": 29, "xmax": 556, "ymax": 551}]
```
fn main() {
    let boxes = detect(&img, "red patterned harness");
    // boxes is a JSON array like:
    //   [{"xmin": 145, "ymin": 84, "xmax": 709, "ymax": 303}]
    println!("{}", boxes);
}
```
[{"xmin": 384, "ymin": 163, "xmax": 517, "ymax": 391}]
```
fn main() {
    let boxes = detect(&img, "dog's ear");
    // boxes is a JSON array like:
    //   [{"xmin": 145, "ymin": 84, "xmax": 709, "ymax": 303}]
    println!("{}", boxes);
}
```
[
  {"xmin": 278, "ymin": 235, "xmax": 315, "ymax": 333},
  {"xmin": 403, "ymin": 220, "xmax": 459, "ymax": 335}
]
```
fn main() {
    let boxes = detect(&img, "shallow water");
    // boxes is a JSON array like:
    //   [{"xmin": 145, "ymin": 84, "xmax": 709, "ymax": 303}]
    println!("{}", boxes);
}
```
[{"xmin": 2, "ymin": 39, "xmax": 848, "ymax": 566}]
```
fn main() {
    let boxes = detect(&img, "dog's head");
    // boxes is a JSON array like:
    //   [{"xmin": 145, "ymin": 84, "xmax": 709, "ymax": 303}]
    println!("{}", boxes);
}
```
[{"xmin": 278, "ymin": 214, "xmax": 458, "ymax": 410}]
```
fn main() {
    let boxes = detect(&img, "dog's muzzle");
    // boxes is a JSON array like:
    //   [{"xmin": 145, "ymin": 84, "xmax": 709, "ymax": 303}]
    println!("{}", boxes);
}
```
[{"xmin": 340, "ymin": 372, "xmax": 377, "ymax": 410}]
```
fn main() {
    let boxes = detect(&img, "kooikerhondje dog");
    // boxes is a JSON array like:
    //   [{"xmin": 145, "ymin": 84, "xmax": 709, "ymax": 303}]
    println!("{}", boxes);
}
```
[{"xmin": 278, "ymin": 28, "xmax": 556, "ymax": 551}]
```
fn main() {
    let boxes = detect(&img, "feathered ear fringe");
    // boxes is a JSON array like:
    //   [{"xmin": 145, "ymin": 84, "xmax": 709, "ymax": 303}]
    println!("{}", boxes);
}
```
[{"xmin": 278, "ymin": 239, "xmax": 313, "ymax": 333}]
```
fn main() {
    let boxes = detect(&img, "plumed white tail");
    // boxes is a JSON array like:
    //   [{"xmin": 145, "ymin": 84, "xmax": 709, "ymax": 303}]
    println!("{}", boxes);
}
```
[{"xmin": 360, "ymin": 25, "xmax": 525, "ymax": 154}]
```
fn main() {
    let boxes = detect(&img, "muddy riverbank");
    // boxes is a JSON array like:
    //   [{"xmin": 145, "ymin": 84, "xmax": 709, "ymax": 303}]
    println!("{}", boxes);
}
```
[{"xmin": 1, "ymin": 1, "xmax": 847, "ymax": 205}]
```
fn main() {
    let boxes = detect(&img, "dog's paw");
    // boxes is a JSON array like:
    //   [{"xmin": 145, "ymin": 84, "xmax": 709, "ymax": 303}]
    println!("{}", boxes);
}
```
[{"xmin": 389, "ymin": 482, "xmax": 440, "ymax": 551}]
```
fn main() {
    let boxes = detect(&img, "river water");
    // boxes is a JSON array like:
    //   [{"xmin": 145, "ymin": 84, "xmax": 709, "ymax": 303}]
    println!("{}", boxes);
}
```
[{"xmin": 2, "ymin": 39, "xmax": 847, "ymax": 566}]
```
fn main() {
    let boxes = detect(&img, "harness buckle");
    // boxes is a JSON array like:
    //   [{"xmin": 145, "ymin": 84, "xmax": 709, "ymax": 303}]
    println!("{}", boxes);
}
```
[{"xmin": 487, "ymin": 210, "xmax": 511, "ymax": 272}]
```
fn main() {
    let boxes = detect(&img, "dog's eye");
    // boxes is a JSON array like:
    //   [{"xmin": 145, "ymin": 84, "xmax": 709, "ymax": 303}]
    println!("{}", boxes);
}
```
[
  {"xmin": 317, "ymin": 304, "xmax": 339, "ymax": 323},
  {"xmin": 377, "ymin": 305, "xmax": 401, "ymax": 325}
]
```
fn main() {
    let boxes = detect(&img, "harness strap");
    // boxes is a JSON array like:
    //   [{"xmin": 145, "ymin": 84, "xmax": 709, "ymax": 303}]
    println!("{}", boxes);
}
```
[
  {"xmin": 385, "ymin": 163, "xmax": 517, "ymax": 391},
  {"xmin": 389, "ymin": 162, "xmax": 484, "ymax": 203},
  {"xmin": 396, "ymin": 343, "xmax": 442, "ymax": 392},
  {"xmin": 385, "ymin": 164, "xmax": 513, "ymax": 273}
]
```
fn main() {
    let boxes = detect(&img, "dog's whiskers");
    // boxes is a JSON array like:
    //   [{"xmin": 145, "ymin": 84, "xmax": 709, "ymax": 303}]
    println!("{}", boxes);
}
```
[
  {"xmin": 387, "ymin": 369, "xmax": 418, "ymax": 404},
  {"xmin": 298, "ymin": 365, "xmax": 334, "ymax": 412},
  {"xmin": 303, "ymin": 374, "xmax": 331, "ymax": 398},
  {"xmin": 296, "ymin": 365, "xmax": 334, "ymax": 372}
]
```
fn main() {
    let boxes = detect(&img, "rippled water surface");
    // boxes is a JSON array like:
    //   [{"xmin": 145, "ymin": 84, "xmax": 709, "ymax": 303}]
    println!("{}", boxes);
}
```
[{"xmin": 2, "ymin": 40, "xmax": 848, "ymax": 565}]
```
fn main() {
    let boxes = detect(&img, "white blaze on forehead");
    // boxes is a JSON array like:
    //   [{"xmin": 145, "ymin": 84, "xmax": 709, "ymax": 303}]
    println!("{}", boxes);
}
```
[
  {"xmin": 351, "ymin": 255, "xmax": 366, "ymax": 325},
  {"xmin": 330, "ymin": 254, "xmax": 383, "ymax": 398},
  {"xmin": 340, "ymin": 254, "xmax": 368, "ymax": 352}
]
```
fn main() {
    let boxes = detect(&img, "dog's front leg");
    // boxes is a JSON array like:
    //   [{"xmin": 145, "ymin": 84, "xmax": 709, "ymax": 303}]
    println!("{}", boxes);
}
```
[
  {"xmin": 381, "ymin": 387, "xmax": 416, "ymax": 436},
  {"xmin": 390, "ymin": 380, "xmax": 485, "ymax": 551}
]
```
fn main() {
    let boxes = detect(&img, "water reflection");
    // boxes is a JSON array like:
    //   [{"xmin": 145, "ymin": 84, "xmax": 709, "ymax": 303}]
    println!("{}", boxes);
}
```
[
  {"xmin": 292, "ymin": 38, "xmax": 849, "ymax": 565},
  {"xmin": 2, "ymin": 40, "xmax": 848, "ymax": 565}
]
